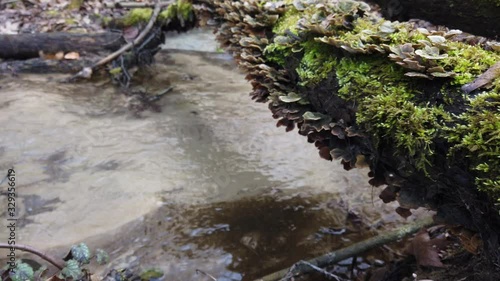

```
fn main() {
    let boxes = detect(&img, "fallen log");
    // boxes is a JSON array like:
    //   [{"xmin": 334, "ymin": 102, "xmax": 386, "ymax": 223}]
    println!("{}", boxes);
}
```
[
  {"xmin": 207, "ymin": 0, "xmax": 500, "ymax": 269},
  {"xmin": 0, "ymin": 32, "xmax": 125, "ymax": 60}
]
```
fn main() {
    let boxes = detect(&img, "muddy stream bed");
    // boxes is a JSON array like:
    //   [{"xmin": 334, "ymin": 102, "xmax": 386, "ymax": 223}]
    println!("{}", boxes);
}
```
[{"xmin": 0, "ymin": 30, "xmax": 430, "ymax": 280}]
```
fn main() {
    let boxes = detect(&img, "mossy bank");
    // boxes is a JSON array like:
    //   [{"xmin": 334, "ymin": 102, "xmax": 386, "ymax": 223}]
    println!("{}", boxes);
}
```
[{"xmin": 210, "ymin": 0, "xmax": 500, "ymax": 264}]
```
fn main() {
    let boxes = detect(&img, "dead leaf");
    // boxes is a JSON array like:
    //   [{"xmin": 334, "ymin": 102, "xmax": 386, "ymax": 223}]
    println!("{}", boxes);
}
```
[
  {"xmin": 123, "ymin": 26, "xmax": 139, "ymax": 42},
  {"xmin": 379, "ymin": 186, "xmax": 397, "ymax": 203},
  {"xmin": 450, "ymin": 226, "xmax": 483, "ymax": 254},
  {"xmin": 396, "ymin": 207, "xmax": 412, "ymax": 219},
  {"xmin": 64, "ymin": 51, "xmax": 80, "ymax": 60},
  {"xmin": 405, "ymin": 229, "xmax": 445, "ymax": 268}
]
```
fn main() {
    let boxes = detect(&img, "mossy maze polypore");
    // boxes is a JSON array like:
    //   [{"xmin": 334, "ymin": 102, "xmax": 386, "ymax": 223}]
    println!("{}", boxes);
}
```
[{"xmin": 257, "ymin": 0, "xmax": 500, "ymax": 200}]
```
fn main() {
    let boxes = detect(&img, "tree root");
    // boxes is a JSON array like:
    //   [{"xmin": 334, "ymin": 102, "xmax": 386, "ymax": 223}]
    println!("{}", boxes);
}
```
[
  {"xmin": 255, "ymin": 216, "xmax": 434, "ymax": 281},
  {"xmin": 0, "ymin": 243, "xmax": 65, "ymax": 270}
]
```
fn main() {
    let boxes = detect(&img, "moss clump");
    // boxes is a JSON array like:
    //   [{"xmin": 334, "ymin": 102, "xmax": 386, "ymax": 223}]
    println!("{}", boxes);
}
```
[
  {"xmin": 259, "ymin": 0, "xmax": 500, "ymax": 199},
  {"xmin": 296, "ymin": 41, "xmax": 337, "ymax": 85},
  {"xmin": 121, "ymin": 0, "xmax": 193, "ymax": 26},
  {"xmin": 448, "ymin": 91, "xmax": 500, "ymax": 199},
  {"xmin": 139, "ymin": 268, "xmax": 164, "ymax": 281},
  {"xmin": 334, "ymin": 56, "xmax": 409, "ymax": 101},
  {"xmin": 358, "ymin": 91, "xmax": 451, "ymax": 172},
  {"xmin": 439, "ymin": 42, "xmax": 500, "ymax": 86},
  {"xmin": 159, "ymin": 0, "xmax": 193, "ymax": 22},
  {"xmin": 122, "ymin": 8, "xmax": 153, "ymax": 26},
  {"xmin": 263, "ymin": 43, "xmax": 294, "ymax": 67},
  {"xmin": 272, "ymin": 7, "xmax": 301, "ymax": 35}
]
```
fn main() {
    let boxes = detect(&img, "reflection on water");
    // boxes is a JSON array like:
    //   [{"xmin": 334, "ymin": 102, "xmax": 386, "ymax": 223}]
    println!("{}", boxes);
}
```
[
  {"xmin": 103, "ymin": 191, "xmax": 382, "ymax": 280},
  {"xmin": 0, "ymin": 48, "xmax": 423, "ymax": 280}
]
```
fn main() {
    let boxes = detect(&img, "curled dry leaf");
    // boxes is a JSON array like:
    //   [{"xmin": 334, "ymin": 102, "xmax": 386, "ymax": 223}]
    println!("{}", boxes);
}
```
[{"xmin": 405, "ymin": 229, "xmax": 447, "ymax": 268}]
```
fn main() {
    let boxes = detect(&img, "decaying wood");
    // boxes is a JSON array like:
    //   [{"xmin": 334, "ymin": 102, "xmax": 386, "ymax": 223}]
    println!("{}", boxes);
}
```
[{"xmin": 0, "ymin": 32, "xmax": 125, "ymax": 60}]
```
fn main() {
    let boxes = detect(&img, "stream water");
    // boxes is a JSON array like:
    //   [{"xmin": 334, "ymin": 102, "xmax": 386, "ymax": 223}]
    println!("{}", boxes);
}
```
[{"xmin": 0, "ymin": 30, "xmax": 428, "ymax": 280}]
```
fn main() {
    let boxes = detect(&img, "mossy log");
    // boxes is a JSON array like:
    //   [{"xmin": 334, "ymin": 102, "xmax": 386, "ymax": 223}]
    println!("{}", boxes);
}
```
[
  {"xmin": 206, "ymin": 0, "xmax": 500, "ymax": 265},
  {"xmin": 371, "ymin": 0, "xmax": 500, "ymax": 39},
  {"xmin": 0, "ymin": 0, "xmax": 198, "ymax": 74}
]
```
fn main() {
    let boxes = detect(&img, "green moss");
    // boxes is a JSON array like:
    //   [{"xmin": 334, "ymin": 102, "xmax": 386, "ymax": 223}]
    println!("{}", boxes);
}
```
[
  {"xmin": 262, "ymin": 0, "xmax": 500, "ymax": 196},
  {"xmin": 272, "ymin": 7, "xmax": 301, "ymax": 35},
  {"xmin": 358, "ymin": 91, "xmax": 451, "ymax": 172},
  {"xmin": 263, "ymin": 43, "xmax": 293, "ymax": 66},
  {"xmin": 122, "ymin": 8, "xmax": 153, "ymax": 26},
  {"xmin": 439, "ymin": 42, "xmax": 500, "ymax": 85},
  {"xmin": 121, "ymin": 0, "xmax": 192, "ymax": 26},
  {"xmin": 448, "ymin": 91, "xmax": 500, "ymax": 198},
  {"xmin": 139, "ymin": 268, "xmax": 164, "ymax": 281},
  {"xmin": 296, "ymin": 41, "xmax": 337, "ymax": 85},
  {"xmin": 159, "ymin": 0, "xmax": 193, "ymax": 21},
  {"xmin": 334, "ymin": 56, "xmax": 409, "ymax": 101}
]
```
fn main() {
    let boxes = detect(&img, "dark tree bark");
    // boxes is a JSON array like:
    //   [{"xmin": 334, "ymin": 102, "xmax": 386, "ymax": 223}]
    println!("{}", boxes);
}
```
[
  {"xmin": 371, "ymin": 0, "xmax": 500, "ymax": 39},
  {"xmin": 0, "ymin": 31, "xmax": 125, "ymax": 60}
]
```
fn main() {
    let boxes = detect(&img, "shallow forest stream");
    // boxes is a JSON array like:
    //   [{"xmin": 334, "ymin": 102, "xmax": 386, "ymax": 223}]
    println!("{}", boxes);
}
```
[{"xmin": 0, "ymin": 30, "xmax": 428, "ymax": 280}]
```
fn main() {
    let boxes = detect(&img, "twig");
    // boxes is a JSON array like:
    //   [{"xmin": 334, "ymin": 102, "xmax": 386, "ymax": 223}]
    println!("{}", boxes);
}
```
[
  {"xmin": 281, "ymin": 261, "xmax": 345, "ymax": 281},
  {"xmin": 93, "ymin": 0, "xmax": 169, "ymax": 68},
  {"xmin": 255, "ymin": 216, "xmax": 434, "ymax": 281},
  {"xmin": 67, "ymin": 0, "xmax": 171, "ymax": 81},
  {"xmin": 116, "ymin": 2, "xmax": 156, "ymax": 8},
  {"xmin": 0, "ymin": 243, "xmax": 65, "ymax": 270},
  {"xmin": 195, "ymin": 269, "xmax": 217, "ymax": 281}
]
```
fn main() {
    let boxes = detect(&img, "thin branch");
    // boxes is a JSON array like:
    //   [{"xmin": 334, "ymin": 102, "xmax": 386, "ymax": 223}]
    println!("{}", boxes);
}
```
[
  {"xmin": 0, "ymin": 243, "xmax": 65, "ymax": 270},
  {"xmin": 255, "ymin": 216, "xmax": 434, "ymax": 281},
  {"xmin": 67, "ymin": 0, "xmax": 171, "ymax": 81},
  {"xmin": 195, "ymin": 269, "xmax": 217, "ymax": 281},
  {"xmin": 92, "ymin": 0, "xmax": 167, "ymax": 69},
  {"xmin": 116, "ymin": 2, "xmax": 155, "ymax": 8}
]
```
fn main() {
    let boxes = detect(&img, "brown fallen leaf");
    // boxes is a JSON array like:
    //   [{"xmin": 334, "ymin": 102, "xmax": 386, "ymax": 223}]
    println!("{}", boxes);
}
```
[
  {"xmin": 379, "ymin": 185, "xmax": 398, "ymax": 203},
  {"xmin": 396, "ymin": 207, "xmax": 412, "ymax": 219},
  {"xmin": 123, "ymin": 26, "xmax": 139, "ymax": 42},
  {"xmin": 405, "ymin": 229, "xmax": 445, "ymax": 268},
  {"xmin": 450, "ymin": 226, "xmax": 483, "ymax": 254},
  {"xmin": 462, "ymin": 61, "xmax": 500, "ymax": 93}
]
